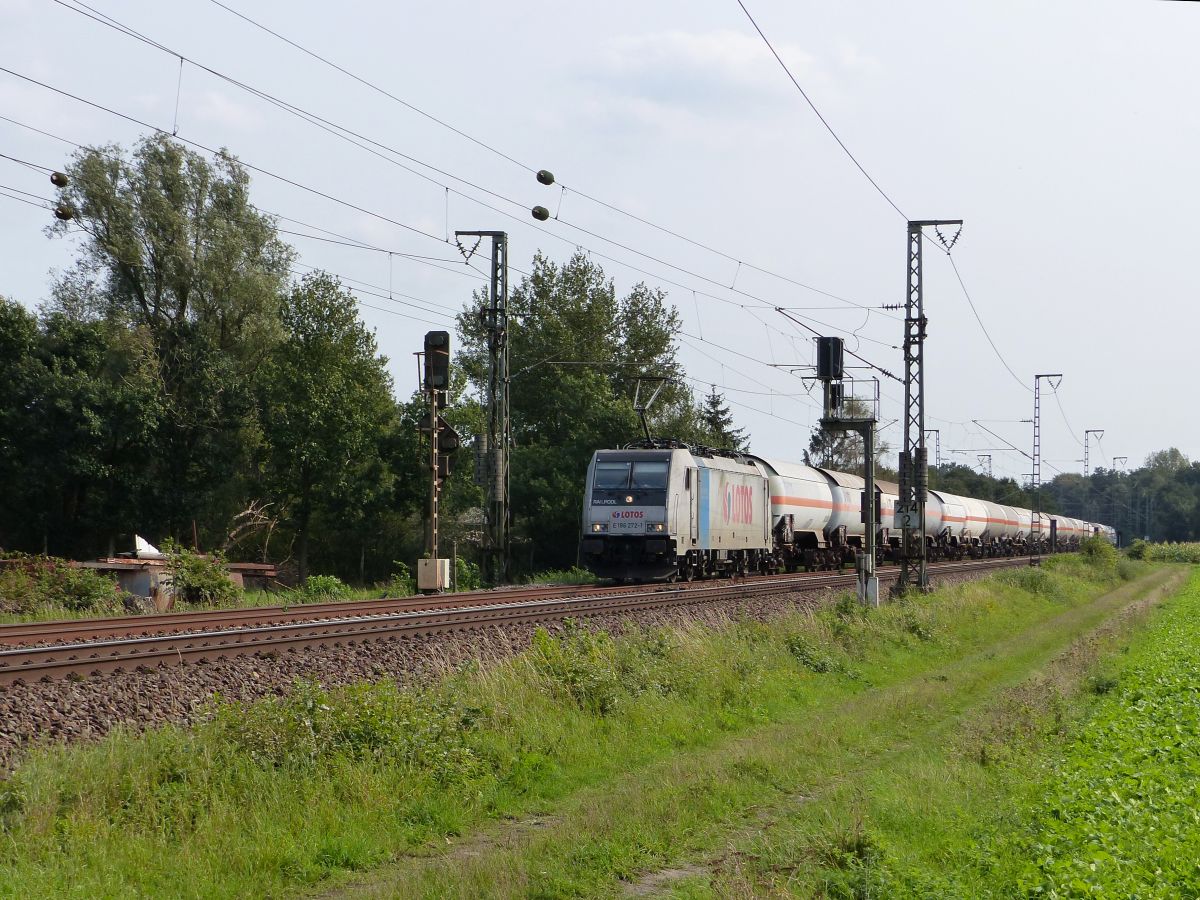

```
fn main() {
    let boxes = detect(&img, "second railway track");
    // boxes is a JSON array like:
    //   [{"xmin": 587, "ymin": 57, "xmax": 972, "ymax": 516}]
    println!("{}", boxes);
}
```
[{"xmin": 0, "ymin": 558, "xmax": 1027, "ymax": 686}]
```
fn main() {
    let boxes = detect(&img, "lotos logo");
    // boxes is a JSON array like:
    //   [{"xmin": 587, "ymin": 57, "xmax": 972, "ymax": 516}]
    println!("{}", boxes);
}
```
[
  {"xmin": 611, "ymin": 510, "xmax": 644, "ymax": 519},
  {"xmin": 723, "ymin": 484, "xmax": 754, "ymax": 524}
]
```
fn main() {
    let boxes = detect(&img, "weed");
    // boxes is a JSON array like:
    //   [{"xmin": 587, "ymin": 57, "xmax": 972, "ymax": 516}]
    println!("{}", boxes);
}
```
[
  {"xmin": 162, "ymin": 540, "xmax": 241, "ymax": 607},
  {"xmin": 529, "ymin": 622, "xmax": 625, "ymax": 715},
  {"xmin": 784, "ymin": 634, "xmax": 843, "ymax": 674},
  {"xmin": 526, "ymin": 566, "xmax": 597, "ymax": 585},
  {"xmin": 388, "ymin": 560, "xmax": 415, "ymax": 596},
  {"xmin": 296, "ymin": 574, "xmax": 352, "ymax": 602},
  {"xmin": 1085, "ymin": 673, "xmax": 1119, "ymax": 695},
  {"xmin": 0, "ymin": 554, "xmax": 129, "ymax": 616},
  {"xmin": 0, "ymin": 550, "xmax": 1161, "ymax": 899}
]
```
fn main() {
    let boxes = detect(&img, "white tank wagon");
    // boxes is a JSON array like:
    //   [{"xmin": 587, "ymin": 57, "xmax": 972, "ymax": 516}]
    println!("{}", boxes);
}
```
[{"xmin": 754, "ymin": 457, "xmax": 837, "ymax": 571}]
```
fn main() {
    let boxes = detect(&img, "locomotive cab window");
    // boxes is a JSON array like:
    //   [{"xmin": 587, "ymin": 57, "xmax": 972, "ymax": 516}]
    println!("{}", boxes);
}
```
[
  {"xmin": 594, "ymin": 461, "xmax": 631, "ymax": 490},
  {"xmin": 630, "ymin": 461, "xmax": 669, "ymax": 490}
]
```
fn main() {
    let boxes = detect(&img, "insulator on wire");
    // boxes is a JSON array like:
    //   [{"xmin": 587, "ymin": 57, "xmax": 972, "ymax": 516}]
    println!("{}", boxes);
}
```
[
  {"xmin": 50, "ymin": 171, "xmax": 69, "ymax": 187},
  {"xmin": 536, "ymin": 169, "xmax": 555, "ymax": 186},
  {"xmin": 531, "ymin": 206, "xmax": 550, "ymax": 221},
  {"xmin": 53, "ymin": 204, "xmax": 74, "ymax": 221}
]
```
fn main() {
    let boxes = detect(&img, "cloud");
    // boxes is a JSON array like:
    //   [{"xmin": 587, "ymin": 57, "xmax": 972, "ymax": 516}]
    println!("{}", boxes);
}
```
[
  {"xmin": 190, "ymin": 90, "xmax": 261, "ymax": 132},
  {"xmin": 592, "ymin": 29, "xmax": 824, "ymax": 114}
]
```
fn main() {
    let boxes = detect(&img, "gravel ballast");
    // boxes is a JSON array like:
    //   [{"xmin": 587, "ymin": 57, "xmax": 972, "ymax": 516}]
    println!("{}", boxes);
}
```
[{"xmin": 0, "ymin": 570, "xmax": 987, "ymax": 771}]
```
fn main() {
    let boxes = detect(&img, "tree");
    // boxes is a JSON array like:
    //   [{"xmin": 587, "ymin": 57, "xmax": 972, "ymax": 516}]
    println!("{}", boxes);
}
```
[
  {"xmin": 0, "ymin": 296, "xmax": 160, "ymax": 556},
  {"xmin": 802, "ymin": 398, "xmax": 890, "ymax": 473},
  {"xmin": 260, "ymin": 272, "xmax": 395, "ymax": 582},
  {"xmin": 698, "ymin": 386, "xmax": 748, "ymax": 451},
  {"xmin": 48, "ymin": 134, "xmax": 294, "ymax": 542}
]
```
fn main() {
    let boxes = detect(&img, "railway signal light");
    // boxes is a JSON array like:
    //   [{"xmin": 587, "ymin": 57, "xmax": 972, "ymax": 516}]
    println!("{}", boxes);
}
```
[
  {"xmin": 423, "ymin": 330, "xmax": 450, "ymax": 407},
  {"xmin": 816, "ymin": 336, "xmax": 844, "ymax": 380}
]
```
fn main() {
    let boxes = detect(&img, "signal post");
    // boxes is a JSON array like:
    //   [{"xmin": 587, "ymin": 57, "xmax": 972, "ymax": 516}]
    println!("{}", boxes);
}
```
[
  {"xmin": 815, "ymin": 336, "xmax": 880, "ymax": 606},
  {"xmin": 417, "ymin": 330, "xmax": 460, "ymax": 592}
]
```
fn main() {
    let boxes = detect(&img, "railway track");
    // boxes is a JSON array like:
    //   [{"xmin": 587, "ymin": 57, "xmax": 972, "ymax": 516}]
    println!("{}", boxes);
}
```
[{"xmin": 0, "ymin": 558, "xmax": 1027, "ymax": 686}]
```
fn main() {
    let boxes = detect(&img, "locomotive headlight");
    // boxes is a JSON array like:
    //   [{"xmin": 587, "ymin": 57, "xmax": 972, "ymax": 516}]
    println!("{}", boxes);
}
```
[
  {"xmin": 592, "ymin": 523, "xmax": 606, "ymax": 532},
  {"xmin": 654, "ymin": 523, "xmax": 664, "ymax": 532},
  {"xmin": 625, "ymin": 495, "xmax": 633, "ymax": 504},
  {"xmin": 647, "ymin": 522, "xmax": 665, "ymax": 532}
]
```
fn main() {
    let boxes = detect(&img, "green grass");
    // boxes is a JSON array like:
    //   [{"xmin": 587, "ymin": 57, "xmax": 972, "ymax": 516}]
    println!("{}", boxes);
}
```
[
  {"xmin": 0, "ymin": 552, "xmax": 1172, "ymax": 898},
  {"xmin": 523, "ymin": 566, "xmax": 599, "ymax": 586},
  {"xmin": 975, "ymin": 568, "xmax": 1200, "ymax": 897}
]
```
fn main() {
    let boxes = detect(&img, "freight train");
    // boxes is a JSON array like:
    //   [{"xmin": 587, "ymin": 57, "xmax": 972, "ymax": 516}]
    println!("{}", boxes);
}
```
[{"xmin": 579, "ymin": 442, "xmax": 1116, "ymax": 582}]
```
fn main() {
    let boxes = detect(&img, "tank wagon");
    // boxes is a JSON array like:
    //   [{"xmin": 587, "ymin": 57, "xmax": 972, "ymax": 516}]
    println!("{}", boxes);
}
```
[{"xmin": 580, "ymin": 443, "xmax": 1114, "ymax": 582}]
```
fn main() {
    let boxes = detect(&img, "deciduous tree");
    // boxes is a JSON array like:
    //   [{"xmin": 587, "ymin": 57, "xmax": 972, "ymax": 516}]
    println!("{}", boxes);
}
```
[{"xmin": 260, "ymin": 272, "xmax": 395, "ymax": 582}]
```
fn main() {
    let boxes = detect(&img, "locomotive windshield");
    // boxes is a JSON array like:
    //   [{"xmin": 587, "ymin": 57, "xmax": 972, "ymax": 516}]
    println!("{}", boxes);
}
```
[
  {"xmin": 630, "ymin": 461, "xmax": 668, "ymax": 489},
  {"xmin": 594, "ymin": 461, "xmax": 631, "ymax": 490},
  {"xmin": 590, "ymin": 457, "xmax": 670, "ymax": 504}
]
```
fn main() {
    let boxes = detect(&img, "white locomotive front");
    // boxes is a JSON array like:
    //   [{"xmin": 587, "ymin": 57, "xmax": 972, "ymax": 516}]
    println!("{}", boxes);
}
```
[{"xmin": 580, "ymin": 447, "xmax": 771, "ymax": 581}]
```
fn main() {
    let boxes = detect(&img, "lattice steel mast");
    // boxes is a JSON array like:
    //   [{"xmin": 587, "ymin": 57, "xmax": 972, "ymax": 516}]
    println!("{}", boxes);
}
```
[
  {"xmin": 1031, "ymin": 373, "xmax": 1062, "ymax": 564},
  {"xmin": 457, "ymin": 230, "xmax": 510, "ymax": 584},
  {"xmin": 895, "ymin": 220, "xmax": 960, "ymax": 594}
]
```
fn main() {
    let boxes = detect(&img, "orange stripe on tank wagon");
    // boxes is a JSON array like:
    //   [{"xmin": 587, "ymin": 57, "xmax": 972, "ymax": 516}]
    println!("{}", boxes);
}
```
[{"xmin": 769, "ymin": 496, "xmax": 867, "ymax": 514}]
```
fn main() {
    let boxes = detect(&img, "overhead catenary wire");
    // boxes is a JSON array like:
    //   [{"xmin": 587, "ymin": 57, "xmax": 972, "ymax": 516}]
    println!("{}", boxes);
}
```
[
  {"xmin": 14, "ymin": 3, "xmax": 1077, "ymax": 467},
  {"xmin": 0, "ymin": 185, "xmax": 452, "ymax": 329},
  {"xmin": 3, "ymin": 138, "xmax": 820, "ymax": 437},
  {"xmin": 0, "ymin": 186, "xmax": 53, "ymax": 210},
  {"xmin": 0, "ymin": 117, "xmax": 826, "ymax": 422},
  {"xmin": 1050, "ymin": 384, "xmax": 1084, "ymax": 447},
  {"xmin": 734, "ymin": 0, "xmax": 907, "ymax": 220},
  {"xmin": 932, "ymin": 245, "xmax": 1030, "ymax": 393},
  {"xmin": 200, "ymin": 0, "xmax": 890, "ymax": 313},
  {"xmin": 3, "ymin": 26, "xmax": 912, "ymax": 442},
  {"xmin": 0, "ymin": 121, "xmax": 493, "ymax": 290},
  {"xmin": 48, "ymin": 0, "xmax": 894, "ymax": 325},
  {"xmin": 0, "ymin": 61, "xmax": 902, "ymax": 371}
]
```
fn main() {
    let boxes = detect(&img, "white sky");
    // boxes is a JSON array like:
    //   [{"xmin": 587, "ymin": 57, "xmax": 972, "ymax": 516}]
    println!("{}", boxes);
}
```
[{"xmin": 1, "ymin": 0, "xmax": 1196, "ymax": 484}]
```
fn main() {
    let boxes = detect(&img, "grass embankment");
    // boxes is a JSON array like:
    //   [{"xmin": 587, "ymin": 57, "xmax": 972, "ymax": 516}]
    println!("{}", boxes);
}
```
[{"xmin": 0, "ymin": 546, "xmax": 1178, "ymax": 897}]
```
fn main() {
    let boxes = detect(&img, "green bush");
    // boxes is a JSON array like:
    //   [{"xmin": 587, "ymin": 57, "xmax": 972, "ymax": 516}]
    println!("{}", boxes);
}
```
[
  {"xmin": 1116, "ymin": 558, "xmax": 1142, "ymax": 582},
  {"xmin": 1128, "ymin": 541, "xmax": 1200, "ymax": 564},
  {"xmin": 298, "ymin": 575, "xmax": 352, "ymax": 602},
  {"xmin": 162, "ymin": 540, "xmax": 241, "ymax": 608},
  {"xmin": 1001, "ymin": 565, "xmax": 1055, "ymax": 597},
  {"xmin": 454, "ymin": 558, "xmax": 481, "ymax": 591},
  {"xmin": 1078, "ymin": 534, "xmax": 1118, "ymax": 565},
  {"xmin": 0, "ymin": 554, "xmax": 128, "ymax": 615},
  {"xmin": 388, "ymin": 561, "xmax": 415, "ymax": 597}
]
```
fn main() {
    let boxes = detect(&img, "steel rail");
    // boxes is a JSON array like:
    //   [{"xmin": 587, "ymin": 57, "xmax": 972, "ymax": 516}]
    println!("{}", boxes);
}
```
[
  {"xmin": 0, "ymin": 555, "xmax": 1022, "ymax": 647},
  {"xmin": 0, "ymin": 579, "xmax": 684, "ymax": 647},
  {"xmin": 0, "ymin": 558, "xmax": 1024, "ymax": 686}
]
